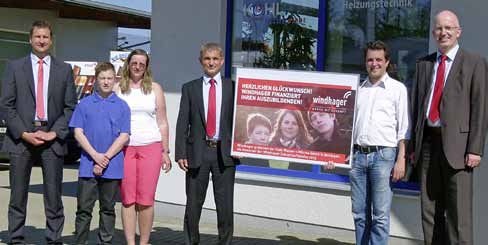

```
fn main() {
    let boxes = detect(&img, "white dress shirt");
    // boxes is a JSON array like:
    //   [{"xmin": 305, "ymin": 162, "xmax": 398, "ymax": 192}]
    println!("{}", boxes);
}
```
[
  {"xmin": 353, "ymin": 73, "xmax": 410, "ymax": 147},
  {"xmin": 31, "ymin": 53, "xmax": 50, "ymax": 121},
  {"xmin": 425, "ymin": 44, "xmax": 459, "ymax": 126},
  {"xmin": 202, "ymin": 72, "xmax": 222, "ymax": 140}
]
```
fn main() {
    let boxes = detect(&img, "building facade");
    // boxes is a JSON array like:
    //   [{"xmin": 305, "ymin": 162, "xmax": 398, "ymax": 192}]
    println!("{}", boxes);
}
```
[{"xmin": 151, "ymin": 0, "xmax": 488, "ymax": 243}]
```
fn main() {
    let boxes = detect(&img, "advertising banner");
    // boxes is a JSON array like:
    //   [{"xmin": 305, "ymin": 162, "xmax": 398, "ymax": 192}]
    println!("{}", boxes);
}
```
[
  {"xmin": 66, "ymin": 61, "xmax": 97, "ymax": 101},
  {"xmin": 232, "ymin": 68, "xmax": 359, "ymax": 168},
  {"xmin": 110, "ymin": 51, "xmax": 130, "ymax": 78}
]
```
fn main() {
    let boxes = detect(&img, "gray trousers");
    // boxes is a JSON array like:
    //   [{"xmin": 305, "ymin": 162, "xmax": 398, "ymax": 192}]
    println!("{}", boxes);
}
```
[
  {"xmin": 420, "ymin": 127, "xmax": 473, "ymax": 245},
  {"xmin": 75, "ymin": 177, "xmax": 120, "ymax": 244},
  {"xmin": 183, "ymin": 145, "xmax": 236, "ymax": 245},
  {"xmin": 8, "ymin": 146, "xmax": 65, "ymax": 244}
]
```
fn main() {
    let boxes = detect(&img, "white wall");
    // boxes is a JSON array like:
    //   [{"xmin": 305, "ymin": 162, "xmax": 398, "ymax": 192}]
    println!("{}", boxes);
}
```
[
  {"xmin": 55, "ymin": 18, "xmax": 117, "ymax": 62},
  {"xmin": 0, "ymin": 7, "xmax": 117, "ymax": 62},
  {"xmin": 150, "ymin": 0, "xmax": 228, "ymax": 93},
  {"xmin": 151, "ymin": 0, "xmax": 230, "ymax": 220},
  {"xmin": 429, "ymin": 2, "xmax": 488, "ymax": 59},
  {"xmin": 152, "ymin": 0, "xmax": 488, "ymax": 242}
]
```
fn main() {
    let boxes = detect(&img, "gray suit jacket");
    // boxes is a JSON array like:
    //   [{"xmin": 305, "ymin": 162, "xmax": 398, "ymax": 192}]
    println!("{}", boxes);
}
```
[
  {"xmin": 410, "ymin": 48, "xmax": 488, "ymax": 169},
  {"xmin": 1, "ymin": 55, "xmax": 77, "ymax": 155},
  {"xmin": 175, "ymin": 77, "xmax": 239, "ymax": 168}
]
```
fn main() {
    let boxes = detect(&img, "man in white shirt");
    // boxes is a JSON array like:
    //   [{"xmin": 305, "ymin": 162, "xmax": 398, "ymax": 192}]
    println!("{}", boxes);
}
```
[{"xmin": 350, "ymin": 40, "xmax": 410, "ymax": 245}]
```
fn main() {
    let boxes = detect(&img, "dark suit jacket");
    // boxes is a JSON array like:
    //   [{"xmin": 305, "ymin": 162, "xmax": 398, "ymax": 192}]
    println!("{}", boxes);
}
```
[
  {"xmin": 1, "ymin": 55, "xmax": 77, "ymax": 155},
  {"xmin": 175, "ymin": 77, "xmax": 238, "ymax": 168},
  {"xmin": 410, "ymin": 48, "xmax": 487, "ymax": 169}
]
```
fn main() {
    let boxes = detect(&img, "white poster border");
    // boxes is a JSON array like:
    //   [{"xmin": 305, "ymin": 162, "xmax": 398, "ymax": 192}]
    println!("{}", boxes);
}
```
[{"xmin": 231, "ymin": 67, "xmax": 360, "ymax": 169}]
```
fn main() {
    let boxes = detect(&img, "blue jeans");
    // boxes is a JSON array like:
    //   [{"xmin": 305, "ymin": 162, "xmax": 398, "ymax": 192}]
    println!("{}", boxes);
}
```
[{"xmin": 350, "ymin": 147, "xmax": 397, "ymax": 245}]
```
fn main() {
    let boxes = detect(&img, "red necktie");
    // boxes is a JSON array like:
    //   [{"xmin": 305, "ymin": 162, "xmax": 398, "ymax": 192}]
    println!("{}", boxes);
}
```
[
  {"xmin": 428, "ymin": 55, "xmax": 447, "ymax": 122},
  {"xmin": 36, "ymin": 59, "xmax": 45, "ymax": 120},
  {"xmin": 206, "ymin": 79, "xmax": 216, "ymax": 138}
]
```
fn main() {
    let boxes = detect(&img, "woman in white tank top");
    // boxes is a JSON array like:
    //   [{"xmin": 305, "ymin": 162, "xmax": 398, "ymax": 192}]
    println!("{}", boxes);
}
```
[{"xmin": 115, "ymin": 49, "xmax": 171, "ymax": 245}]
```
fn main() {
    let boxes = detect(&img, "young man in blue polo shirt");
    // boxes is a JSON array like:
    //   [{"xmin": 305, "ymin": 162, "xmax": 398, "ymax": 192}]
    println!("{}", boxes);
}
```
[{"xmin": 70, "ymin": 62, "xmax": 130, "ymax": 244}]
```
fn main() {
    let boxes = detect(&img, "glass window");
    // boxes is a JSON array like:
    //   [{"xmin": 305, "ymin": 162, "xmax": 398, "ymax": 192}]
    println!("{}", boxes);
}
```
[
  {"xmin": 0, "ymin": 30, "xmax": 30, "ymax": 75},
  {"xmin": 232, "ymin": 0, "xmax": 320, "ymax": 72},
  {"xmin": 325, "ymin": 0, "xmax": 431, "ymax": 86},
  {"xmin": 229, "ymin": 0, "xmax": 430, "ymax": 191}
]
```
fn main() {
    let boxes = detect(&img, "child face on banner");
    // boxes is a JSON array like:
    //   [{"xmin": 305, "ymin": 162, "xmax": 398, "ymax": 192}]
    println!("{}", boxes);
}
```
[
  {"xmin": 309, "ymin": 112, "xmax": 335, "ymax": 135},
  {"xmin": 280, "ymin": 112, "xmax": 299, "ymax": 140},
  {"xmin": 248, "ymin": 125, "xmax": 271, "ymax": 145}
]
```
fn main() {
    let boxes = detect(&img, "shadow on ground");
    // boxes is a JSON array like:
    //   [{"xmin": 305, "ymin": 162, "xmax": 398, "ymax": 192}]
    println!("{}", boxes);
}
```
[
  {"xmin": 151, "ymin": 226, "xmax": 353, "ymax": 245},
  {"xmin": 0, "ymin": 226, "xmax": 353, "ymax": 245},
  {"xmin": 0, "ymin": 164, "xmax": 353, "ymax": 245},
  {"xmin": 0, "ymin": 226, "xmax": 126, "ymax": 245}
]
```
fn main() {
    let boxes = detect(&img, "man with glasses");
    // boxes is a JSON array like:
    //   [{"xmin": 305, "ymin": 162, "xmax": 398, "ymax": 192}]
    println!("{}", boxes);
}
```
[{"xmin": 410, "ymin": 10, "xmax": 488, "ymax": 244}]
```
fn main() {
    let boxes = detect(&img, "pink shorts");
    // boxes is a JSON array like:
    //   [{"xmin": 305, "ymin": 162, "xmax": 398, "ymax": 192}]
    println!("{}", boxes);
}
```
[{"xmin": 120, "ymin": 142, "xmax": 162, "ymax": 206}]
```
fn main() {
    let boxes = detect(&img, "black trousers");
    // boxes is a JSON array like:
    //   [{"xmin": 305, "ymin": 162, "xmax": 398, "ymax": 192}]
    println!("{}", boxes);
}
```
[
  {"xmin": 420, "ymin": 127, "xmax": 473, "ymax": 245},
  {"xmin": 183, "ymin": 145, "xmax": 236, "ymax": 245},
  {"xmin": 8, "ymin": 146, "xmax": 65, "ymax": 244},
  {"xmin": 75, "ymin": 177, "xmax": 120, "ymax": 244}
]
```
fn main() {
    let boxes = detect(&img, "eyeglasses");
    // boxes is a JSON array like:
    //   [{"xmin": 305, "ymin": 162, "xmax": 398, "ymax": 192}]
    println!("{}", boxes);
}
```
[
  {"xmin": 129, "ymin": 62, "xmax": 147, "ymax": 68},
  {"xmin": 434, "ymin": 26, "xmax": 460, "ymax": 33}
]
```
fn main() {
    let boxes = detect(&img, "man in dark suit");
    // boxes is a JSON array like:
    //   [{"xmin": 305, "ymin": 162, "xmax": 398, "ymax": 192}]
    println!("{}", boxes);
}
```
[
  {"xmin": 410, "ymin": 10, "xmax": 487, "ymax": 245},
  {"xmin": 1, "ymin": 20, "xmax": 77, "ymax": 244},
  {"xmin": 175, "ymin": 42, "xmax": 238, "ymax": 245}
]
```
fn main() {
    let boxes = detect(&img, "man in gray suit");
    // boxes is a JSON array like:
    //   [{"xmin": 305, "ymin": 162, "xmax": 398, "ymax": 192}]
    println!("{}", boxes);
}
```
[
  {"xmin": 175, "ymin": 43, "xmax": 239, "ymax": 245},
  {"xmin": 1, "ymin": 20, "xmax": 77, "ymax": 244},
  {"xmin": 410, "ymin": 10, "xmax": 487, "ymax": 245}
]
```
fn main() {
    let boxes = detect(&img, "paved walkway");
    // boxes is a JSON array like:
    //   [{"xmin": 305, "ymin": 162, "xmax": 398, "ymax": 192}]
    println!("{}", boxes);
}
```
[{"xmin": 0, "ymin": 163, "xmax": 418, "ymax": 244}]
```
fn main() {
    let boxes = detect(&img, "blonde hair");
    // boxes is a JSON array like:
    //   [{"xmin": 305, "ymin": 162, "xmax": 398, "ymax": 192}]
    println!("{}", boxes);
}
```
[{"xmin": 119, "ymin": 49, "xmax": 154, "ymax": 95}]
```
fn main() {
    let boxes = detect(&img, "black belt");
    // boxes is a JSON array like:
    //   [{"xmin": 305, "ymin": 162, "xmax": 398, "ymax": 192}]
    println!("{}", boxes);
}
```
[
  {"xmin": 33, "ymin": 121, "xmax": 48, "ymax": 127},
  {"xmin": 425, "ymin": 126, "xmax": 441, "ymax": 135},
  {"xmin": 206, "ymin": 140, "xmax": 220, "ymax": 148},
  {"xmin": 354, "ymin": 144, "xmax": 386, "ymax": 154}
]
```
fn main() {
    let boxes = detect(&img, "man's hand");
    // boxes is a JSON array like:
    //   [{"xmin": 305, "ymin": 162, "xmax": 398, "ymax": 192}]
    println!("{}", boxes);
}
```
[
  {"xmin": 21, "ymin": 132, "xmax": 45, "ymax": 146},
  {"xmin": 391, "ymin": 157, "xmax": 406, "ymax": 182},
  {"xmin": 162, "ymin": 153, "xmax": 172, "ymax": 173},
  {"xmin": 465, "ymin": 153, "xmax": 481, "ymax": 168},
  {"xmin": 92, "ymin": 152, "xmax": 109, "ymax": 168},
  {"xmin": 93, "ymin": 164, "xmax": 103, "ymax": 176},
  {"xmin": 231, "ymin": 155, "xmax": 242, "ymax": 159},
  {"xmin": 407, "ymin": 152, "xmax": 415, "ymax": 166},
  {"xmin": 34, "ymin": 131, "xmax": 57, "ymax": 141},
  {"xmin": 177, "ymin": 159, "xmax": 189, "ymax": 172}
]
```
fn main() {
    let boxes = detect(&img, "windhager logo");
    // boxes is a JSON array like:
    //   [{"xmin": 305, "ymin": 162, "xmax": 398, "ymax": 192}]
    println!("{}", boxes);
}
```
[{"xmin": 312, "ymin": 95, "xmax": 348, "ymax": 108}]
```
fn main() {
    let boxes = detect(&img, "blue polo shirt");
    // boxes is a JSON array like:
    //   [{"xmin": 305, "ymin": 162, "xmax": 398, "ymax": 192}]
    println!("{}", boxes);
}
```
[{"xmin": 69, "ymin": 92, "xmax": 130, "ymax": 179}]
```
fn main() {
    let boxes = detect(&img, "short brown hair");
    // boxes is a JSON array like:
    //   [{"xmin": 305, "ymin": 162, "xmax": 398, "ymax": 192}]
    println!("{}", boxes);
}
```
[
  {"xmin": 247, "ymin": 113, "xmax": 272, "ymax": 136},
  {"xmin": 95, "ymin": 62, "xmax": 115, "ymax": 78},
  {"xmin": 199, "ymin": 42, "xmax": 223, "ymax": 60},
  {"xmin": 30, "ymin": 20, "xmax": 53, "ymax": 37},
  {"xmin": 363, "ymin": 40, "xmax": 390, "ymax": 61}
]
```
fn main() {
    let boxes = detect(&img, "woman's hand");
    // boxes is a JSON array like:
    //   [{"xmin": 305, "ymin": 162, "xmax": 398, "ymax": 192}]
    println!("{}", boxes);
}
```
[{"xmin": 161, "ymin": 153, "xmax": 172, "ymax": 173}]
